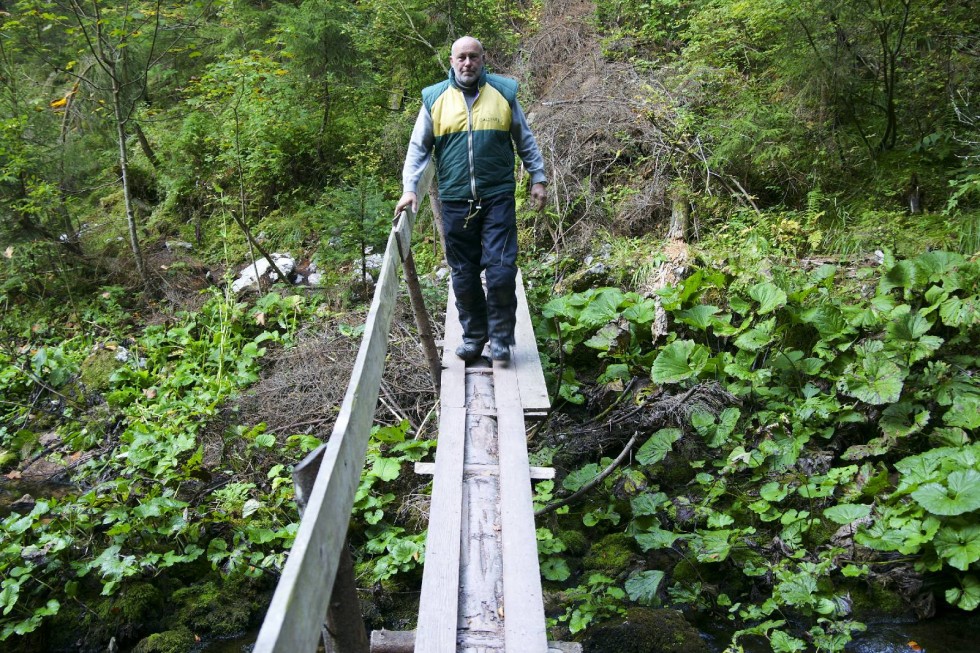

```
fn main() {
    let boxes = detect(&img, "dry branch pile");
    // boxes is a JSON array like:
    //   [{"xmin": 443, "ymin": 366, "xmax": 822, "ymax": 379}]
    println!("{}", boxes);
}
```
[
  {"xmin": 511, "ymin": 0, "xmax": 686, "ymax": 248},
  {"xmin": 237, "ymin": 303, "xmax": 439, "ymax": 443}
]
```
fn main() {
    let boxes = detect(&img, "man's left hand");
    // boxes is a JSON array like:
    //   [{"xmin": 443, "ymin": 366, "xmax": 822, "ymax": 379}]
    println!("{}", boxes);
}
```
[{"xmin": 530, "ymin": 183, "xmax": 547, "ymax": 212}]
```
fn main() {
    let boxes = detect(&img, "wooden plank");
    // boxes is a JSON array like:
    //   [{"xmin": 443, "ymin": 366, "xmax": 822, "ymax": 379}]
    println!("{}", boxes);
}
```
[
  {"xmin": 414, "ymin": 462, "xmax": 555, "ymax": 479},
  {"xmin": 494, "ymin": 361, "xmax": 548, "ymax": 652},
  {"xmin": 368, "ymin": 631, "xmax": 581, "ymax": 653},
  {"xmin": 442, "ymin": 283, "xmax": 466, "ymax": 408},
  {"xmin": 458, "ymin": 471, "xmax": 502, "ymax": 635},
  {"xmin": 255, "ymin": 226, "xmax": 405, "ymax": 653},
  {"xmin": 513, "ymin": 271, "xmax": 550, "ymax": 417},
  {"xmin": 415, "ymin": 405, "xmax": 467, "ymax": 652}
]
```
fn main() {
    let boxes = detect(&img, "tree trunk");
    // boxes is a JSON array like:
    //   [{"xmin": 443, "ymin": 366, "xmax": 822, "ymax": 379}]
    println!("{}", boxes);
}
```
[
  {"xmin": 667, "ymin": 189, "xmax": 689, "ymax": 241},
  {"xmin": 111, "ymin": 68, "xmax": 149, "ymax": 288},
  {"xmin": 133, "ymin": 121, "xmax": 160, "ymax": 168}
]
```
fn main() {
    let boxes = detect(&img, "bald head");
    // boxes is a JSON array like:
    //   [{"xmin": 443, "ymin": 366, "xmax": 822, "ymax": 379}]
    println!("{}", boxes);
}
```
[{"xmin": 450, "ymin": 36, "xmax": 484, "ymax": 88}]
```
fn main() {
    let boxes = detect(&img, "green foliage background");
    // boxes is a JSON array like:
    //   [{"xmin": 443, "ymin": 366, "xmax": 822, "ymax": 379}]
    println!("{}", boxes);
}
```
[{"xmin": 0, "ymin": 0, "xmax": 978, "ymax": 651}]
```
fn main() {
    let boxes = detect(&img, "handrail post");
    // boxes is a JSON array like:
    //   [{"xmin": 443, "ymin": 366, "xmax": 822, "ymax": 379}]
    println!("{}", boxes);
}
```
[
  {"xmin": 396, "ymin": 218, "xmax": 442, "ymax": 392},
  {"xmin": 293, "ymin": 445, "xmax": 370, "ymax": 653}
]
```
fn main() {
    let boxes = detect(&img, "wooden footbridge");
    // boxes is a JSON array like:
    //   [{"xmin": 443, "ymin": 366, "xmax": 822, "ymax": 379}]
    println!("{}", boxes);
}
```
[{"xmin": 253, "ymin": 165, "xmax": 580, "ymax": 653}]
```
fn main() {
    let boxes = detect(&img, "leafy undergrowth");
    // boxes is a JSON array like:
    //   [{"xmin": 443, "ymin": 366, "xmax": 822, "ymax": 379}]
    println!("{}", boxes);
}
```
[
  {"xmin": 0, "ymin": 288, "xmax": 320, "ymax": 648},
  {"xmin": 529, "ymin": 246, "xmax": 979, "ymax": 651}
]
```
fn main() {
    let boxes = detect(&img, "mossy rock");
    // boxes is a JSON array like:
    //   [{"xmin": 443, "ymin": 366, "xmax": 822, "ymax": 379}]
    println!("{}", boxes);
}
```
[
  {"xmin": 582, "ymin": 607, "xmax": 710, "ymax": 653},
  {"xmin": 79, "ymin": 347, "xmax": 124, "ymax": 392},
  {"xmin": 132, "ymin": 626, "xmax": 196, "ymax": 653},
  {"xmin": 559, "ymin": 529, "xmax": 589, "ymax": 557},
  {"xmin": 171, "ymin": 575, "xmax": 262, "ymax": 637},
  {"xmin": 583, "ymin": 533, "xmax": 634, "ymax": 574},
  {"xmin": 848, "ymin": 580, "xmax": 911, "ymax": 620},
  {"xmin": 119, "ymin": 582, "xmax": 164, "ymax": 623}
]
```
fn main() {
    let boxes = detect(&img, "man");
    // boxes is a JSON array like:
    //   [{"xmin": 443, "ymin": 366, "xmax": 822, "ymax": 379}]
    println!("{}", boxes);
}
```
[{"xmin": 395, "ymin": 35, "xmax": 547, "ymax": 363}]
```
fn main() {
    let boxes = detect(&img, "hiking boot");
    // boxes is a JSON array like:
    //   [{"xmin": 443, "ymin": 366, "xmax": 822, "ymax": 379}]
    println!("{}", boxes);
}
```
[
  {"xmin": 455, "ymin": 340, "xmax": 485, "ymax": 362},
  {"xmin": 490, "ymin": 339, "xmax": 511, "ymax": 362}
]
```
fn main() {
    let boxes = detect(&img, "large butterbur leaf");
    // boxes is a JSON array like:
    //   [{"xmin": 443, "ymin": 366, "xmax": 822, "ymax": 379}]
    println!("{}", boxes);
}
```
[
  {"xmin": 636, "ymin": 428, "xmax": 682, "ymax": 465},
  {"xmin": 749, "ymin": 282, "xmax": 788, "ymax": 314},
  {"xmin": 911, "ymin": 470, "xmax": 980, "ymax": 516},
  {"xmin": 947, "ymin": 575, "xmax": 980, "ymax": 610},
  {"xmin": 933, "ymin": 523, "xmax": 980, "ymax": 570},
  {"xmin": 651, "ymin": 339, "xmax": 709, "ymax": 383},
  {"xmin": 838, "ymin": 359, "xmax": 905, "ymax": 405},
  {"xmin": 885, "ymin": 310, "xmax": 943, "ymax": 364},
  {"xmin": 676, "ymin": 304, "xmax": 720, "ymax": 331}
]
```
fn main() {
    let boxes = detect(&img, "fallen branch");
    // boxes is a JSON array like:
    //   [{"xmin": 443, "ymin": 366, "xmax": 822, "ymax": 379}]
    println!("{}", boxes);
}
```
[{"xmin": 535, "ymin": 431, "xmax": 640, "ymax": 517}]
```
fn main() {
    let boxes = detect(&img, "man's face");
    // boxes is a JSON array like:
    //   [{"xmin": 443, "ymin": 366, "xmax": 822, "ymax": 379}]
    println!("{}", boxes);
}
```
[{"xmin": 450, "ymin": 38, "xmax": 483, "ymax": 86}]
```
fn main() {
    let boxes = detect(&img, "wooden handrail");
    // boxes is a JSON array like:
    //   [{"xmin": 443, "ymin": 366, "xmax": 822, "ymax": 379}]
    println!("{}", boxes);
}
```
[{"xmin": 255, "ymin": 162, "xmax": 435, "ymax": 653}]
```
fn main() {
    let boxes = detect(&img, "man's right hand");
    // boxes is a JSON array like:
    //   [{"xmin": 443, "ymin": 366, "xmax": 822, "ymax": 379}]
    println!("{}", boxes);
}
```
[{"xmin": 394, "ymin": 191, "xmax": 418, "ymax": 217}]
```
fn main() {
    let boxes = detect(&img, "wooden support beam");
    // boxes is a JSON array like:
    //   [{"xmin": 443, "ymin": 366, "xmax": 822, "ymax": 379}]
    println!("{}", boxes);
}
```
[
  {"xmin": 414, "ymin": 461, "xmax": 555, "ymax": 479},
  {"xmin": 368, "ymin": 630, "xmax": 582, "ymax": 653}
]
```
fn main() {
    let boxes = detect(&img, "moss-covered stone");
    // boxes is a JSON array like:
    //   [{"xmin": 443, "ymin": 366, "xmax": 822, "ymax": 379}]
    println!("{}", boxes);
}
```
[
  {"xmin": 583, "ymin": 533, "xmax": 634, "ymax": 574},
  {"xmin": 132, "ymin": 626, "xmax": 196, "ymax": 653},
  {"xmin": 171, "ymin": 575, "xmax": 261, "ymax": 637},
  {"xmin": 119, "ymin": 582, "xmax": 163, "ymax": 623},
  {"xmin": 848, "ymin": 580, "xmax": 910, "ymax": 620},
  {"xmin": 79, "ymin": 347, "xmax": 124, "ymax": 391},
  {"xmin": 560, "ymin": 529, "xmax": 589, "ymax": 557},
  {"xmin": 583, "ymin": 607, "xmax": 710, "ymax": 653}
]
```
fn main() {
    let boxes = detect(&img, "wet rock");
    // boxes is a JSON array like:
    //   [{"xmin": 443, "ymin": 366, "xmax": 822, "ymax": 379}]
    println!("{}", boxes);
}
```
[
  {"xmin": 164, "ymin": 240, "xmax": 193, "ymax": 251},
  {"xmin": 132, "ymin": 626, "xmax": 195, "ymax": 653},
  {"xmin": 231, "ymin": 253, "xmax": 296, "ymax": 293},
  {"xmin": 583, "ymin": 607, "xmax": 709, "ymax": 653},
  {"xmin": 9, "ymin": 493, "xmax": 35, "ymax": 512}
]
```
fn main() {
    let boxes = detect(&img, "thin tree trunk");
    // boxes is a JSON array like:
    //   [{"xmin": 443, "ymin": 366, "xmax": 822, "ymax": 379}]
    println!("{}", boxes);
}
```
[
  {"xmin": 111, "ymin": 71, "xmax": 149, "ymax": 288},
  {"xmin": 133, "ymin": 121, "xmax": 160, "ymax": 168},
  {"xmin": 667, "ymin": 189, "xmax": 689, "ymax": 241}
]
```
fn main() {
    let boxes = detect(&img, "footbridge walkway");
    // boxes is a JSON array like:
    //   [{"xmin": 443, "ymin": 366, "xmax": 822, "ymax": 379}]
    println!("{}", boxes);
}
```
[{"xmin": 253, "ymin": 164, "xmax": 580, "ymax": 653}]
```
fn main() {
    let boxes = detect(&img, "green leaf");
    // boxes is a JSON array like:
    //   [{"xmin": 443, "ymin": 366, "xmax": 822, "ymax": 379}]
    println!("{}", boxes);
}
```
[
  {"xmin": 770, "ymin": 629, "xmax": 807, "ymax": 652},
  {"xmin": 371, "ymin": 457, "xmax": 401, "ymax": 482},
  {"xmin": 541, "ymin": 557, "xmax": 571, "ymax": 582},
  {"xmin": 634, "ymin": 528, "xmax": 680, "ymax": 551},
  {"xmin": 734, "ymin": 327, "xmax": 773, "ymax": 352},
  {"xmin": 823, "ymin": 504, "xmax": 871, "ymax": 525},
  {"xmin": 933, "ymin": 524, "xmax": 980, "ymax": 570},
  {"xmin": 946, "ymin": 575, "xmax": 980, "ymax": 610},
  {"xmin": 254, "ymin": 433, "xmax": 276, "ymax": 448},
  {"xmin": 676, "ymin": 305, "xmax": 719, "ymax": 331},
  {"xmin": 838, "ymin": 348, "xmax": 905, "ymax": 405},
  {"xmin": 563, "ymin": 464, "xmax": 599, "ymax": 492},
  {"xmin": 636, "ymin": 428, "xmax": 682, "ymax": 465},
  {"xmin": 912, "ymin": 470, "xmax": 980, "ymax": 516},
  {"xmin": 631, "ymin": 492, "xmax": 668, "ymax": 517},
  {"xmin": 625, "ymin": 570, "xmax": 664, "ymax": 605},
  {"xmin": 622, "ymin": 299, "xmax": 658, "ymax": 323},
  {"xmin": 945, "ymin": 396, "xmax": 980, "ymax": 429},
  {"xmin": 651, "ymin": 340, "xmax": 708, "ymax": 384},
  {"xmin": 748, "ymin": 282, "xmax": 787, "ymax": 314}
]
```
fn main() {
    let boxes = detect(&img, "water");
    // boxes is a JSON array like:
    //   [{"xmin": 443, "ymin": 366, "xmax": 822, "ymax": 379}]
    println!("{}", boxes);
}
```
[{"xmin": 701, "ymin": 612, "xmax": 980, "ymax": 653}]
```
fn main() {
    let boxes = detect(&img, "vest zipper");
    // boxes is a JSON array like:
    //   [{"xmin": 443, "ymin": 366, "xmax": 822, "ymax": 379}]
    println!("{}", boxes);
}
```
[{"xmin": 464, "ymin": 90, "xmax": 478, "ymax": 200}]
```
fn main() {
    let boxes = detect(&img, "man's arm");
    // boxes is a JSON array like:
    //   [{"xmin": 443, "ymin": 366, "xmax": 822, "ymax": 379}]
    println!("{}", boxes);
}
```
[
  {"xmin": 395, "ymin": 105, "xmax": 435, "ymax": 216},
  {"xmin": 511, "ymin": 99, "xmax": 548, "ymax": 211}
]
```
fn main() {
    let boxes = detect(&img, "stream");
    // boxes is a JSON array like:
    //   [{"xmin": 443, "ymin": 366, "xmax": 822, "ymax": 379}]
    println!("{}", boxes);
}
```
[{"xmin": 700, "ymin": 611, "xmax": 980, "ymax": 653}]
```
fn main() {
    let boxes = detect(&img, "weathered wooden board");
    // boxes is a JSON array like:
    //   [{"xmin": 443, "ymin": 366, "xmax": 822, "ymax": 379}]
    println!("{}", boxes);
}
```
[
  {"xmin": 494, "ymin": 361, "xmax": 548, "ymax": 652},
  {"xmin": 255, "ymin": 225, "xmax": 406, "ymax": 653},
  {"xmin": 513, "ymin": 270, "xmax": 551, "ymax": 418},
  {"xmin": 415, "ymin": 405, "xmax": 467, "ymax": 652},
  {"xmin": 442, "ymin": 284, "xmax": 467, "ymax": 409},
  {"xmin": 415, "ymin": 462, "xmax": 555, "ymax": 479}
]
